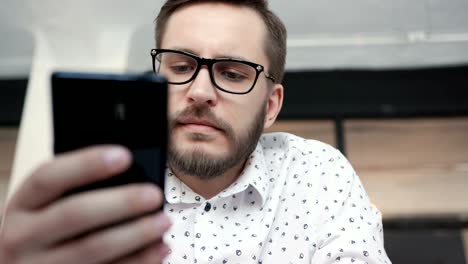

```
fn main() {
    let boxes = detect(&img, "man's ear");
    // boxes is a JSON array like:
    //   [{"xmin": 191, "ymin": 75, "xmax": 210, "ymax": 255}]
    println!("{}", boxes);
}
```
[{"xmin": 264, "ymin": 83, "xmax": 284, "ymax": 129}]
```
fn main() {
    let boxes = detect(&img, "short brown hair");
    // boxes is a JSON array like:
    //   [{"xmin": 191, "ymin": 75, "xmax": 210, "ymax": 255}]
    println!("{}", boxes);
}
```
[{"xmin": 154, "ymin": 0, "xmax": 287, "ymax": 83}]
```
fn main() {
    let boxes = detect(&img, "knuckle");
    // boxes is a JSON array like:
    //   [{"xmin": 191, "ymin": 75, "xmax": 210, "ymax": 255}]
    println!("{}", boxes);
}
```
[{"xmin": 28, "ymin": 161, "xmax": 55, "ymax": 192}]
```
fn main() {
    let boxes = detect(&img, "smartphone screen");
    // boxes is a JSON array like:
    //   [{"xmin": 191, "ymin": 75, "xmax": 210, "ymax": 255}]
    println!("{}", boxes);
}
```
[{"xmin": 51, "ymin": 71, "xmax": 168, "ymax": 196}]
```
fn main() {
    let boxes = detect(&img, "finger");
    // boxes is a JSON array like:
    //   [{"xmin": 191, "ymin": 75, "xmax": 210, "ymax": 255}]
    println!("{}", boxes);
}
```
[
  {"xmin": 40, "ymin": 212, "xmax": 171, "ymax": 264},
  {"xmin": 10, "ymin": 145, "xmax": 131, "ymax": 210},
  {"xmin": 112, "ymin": 243, "xmax": 171, "ymax": 264},
  {"xmin": 32, "ymin": 183, "xmax": 164, "ymax": 246}
]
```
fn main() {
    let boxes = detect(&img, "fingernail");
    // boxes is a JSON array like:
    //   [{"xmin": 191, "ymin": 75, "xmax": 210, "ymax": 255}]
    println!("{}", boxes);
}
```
[{"xmin": 103, "ymin": 147, "xmax": 128, "ymax": 166}]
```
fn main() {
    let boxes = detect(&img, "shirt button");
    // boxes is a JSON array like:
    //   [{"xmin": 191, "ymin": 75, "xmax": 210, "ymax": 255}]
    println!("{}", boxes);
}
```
[{"xmin": 204, "ymin": 202, "xmax": 212, "ymax": 212}]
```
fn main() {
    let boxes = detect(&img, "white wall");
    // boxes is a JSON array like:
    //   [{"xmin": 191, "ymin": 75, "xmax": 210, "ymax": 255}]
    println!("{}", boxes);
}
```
[
  {"xmin": 1, "ymin": 0, "xmax": 468, "ymax": 78},
  {"xmin": 274, "ymin": 0, "xmax": 468, "ymax": 69}
]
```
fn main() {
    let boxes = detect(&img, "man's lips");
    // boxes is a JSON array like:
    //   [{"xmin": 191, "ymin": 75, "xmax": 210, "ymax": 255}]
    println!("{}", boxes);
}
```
[{"xmin": 177, "ymin": 118, "xmax": 222, "ymax": 132}]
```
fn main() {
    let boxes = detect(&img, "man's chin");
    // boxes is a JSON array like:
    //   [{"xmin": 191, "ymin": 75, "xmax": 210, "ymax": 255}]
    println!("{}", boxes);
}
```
[
  {"xmin": 167, "ymin": 148, "xmax": 236, "ymax": 179},
  {"xmin": 171, "ymin": 145, "xmax": 229, "ymax": 160}
]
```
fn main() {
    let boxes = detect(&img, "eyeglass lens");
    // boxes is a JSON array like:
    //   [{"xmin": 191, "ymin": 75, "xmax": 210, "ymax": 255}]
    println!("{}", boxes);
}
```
[{"xmin": 155, "ymin": 52, "xmax": 258, "ymax": 93}]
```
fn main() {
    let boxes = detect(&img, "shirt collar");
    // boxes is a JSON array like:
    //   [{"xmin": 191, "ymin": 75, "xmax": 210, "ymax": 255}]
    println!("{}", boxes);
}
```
[
  {"xmin": 231, "ymin": 143, "xmax": 270, "ymax": 206},
  {"xmin": 164, "ymin": 142, "xmax": 271, "ymax": 206}
]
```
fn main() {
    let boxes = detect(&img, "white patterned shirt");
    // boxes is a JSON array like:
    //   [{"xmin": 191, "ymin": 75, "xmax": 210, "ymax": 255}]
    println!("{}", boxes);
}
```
[{"xmin": 162, "ymin": 132, "xmax": 391, "ymax": 264}]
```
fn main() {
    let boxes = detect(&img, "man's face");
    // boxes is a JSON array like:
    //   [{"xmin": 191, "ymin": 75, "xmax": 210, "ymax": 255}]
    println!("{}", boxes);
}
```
[{"xmin": 161, "ymin": 3, "xmax": 282, "ymax": 179}]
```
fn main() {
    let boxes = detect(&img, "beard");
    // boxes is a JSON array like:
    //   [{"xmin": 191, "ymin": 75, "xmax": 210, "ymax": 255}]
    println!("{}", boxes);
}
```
[{"xmin": 168, "ymin": 103, "xmax": 266, "ymax": 180}]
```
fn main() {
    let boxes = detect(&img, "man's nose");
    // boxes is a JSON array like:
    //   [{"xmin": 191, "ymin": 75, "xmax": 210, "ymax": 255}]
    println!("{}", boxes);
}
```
[{"xmin": 185, "ymin": 66, "xmax": 218, "ymax": 106}]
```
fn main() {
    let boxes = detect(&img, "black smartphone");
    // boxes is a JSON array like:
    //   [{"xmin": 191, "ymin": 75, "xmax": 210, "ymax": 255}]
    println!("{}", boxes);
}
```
[{"xmin": 51, "ymin": 71, "xmax": 168, "ymax": 197}]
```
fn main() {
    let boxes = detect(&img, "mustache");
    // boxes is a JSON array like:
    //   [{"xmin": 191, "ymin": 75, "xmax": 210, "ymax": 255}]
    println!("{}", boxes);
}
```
[{"xmin": 170, "ymin": 104, "xmax": 233, "ymax": 135}]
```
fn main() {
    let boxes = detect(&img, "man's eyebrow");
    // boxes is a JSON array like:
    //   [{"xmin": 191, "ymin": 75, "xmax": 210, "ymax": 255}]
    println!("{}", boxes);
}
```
[
  {"xmin": 168, "ymin": 46, "xmax": 251, "ymax": 62},
  {"xmin": 169, "ymin": 46, "xmax": 197, "ymax": 55}
]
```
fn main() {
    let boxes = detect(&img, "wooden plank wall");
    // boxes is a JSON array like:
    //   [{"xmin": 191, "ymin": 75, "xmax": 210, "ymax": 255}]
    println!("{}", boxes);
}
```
[
  {"xmin": 1, "ymin": 119, "xmax": 468, "ymax": 262},
  {"xmin": 266, "ymin": 117, "xmax": 468, "ymax": 218},
  {"xmin": 1, "ymin": 118, "xmax": 468, "ymax": 218}
]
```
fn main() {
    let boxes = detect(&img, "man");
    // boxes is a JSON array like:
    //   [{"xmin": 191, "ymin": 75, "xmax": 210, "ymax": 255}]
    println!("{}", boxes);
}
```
[{"xmin": 0, "ymin": 0, "xmax": 391, "ymax": 263}]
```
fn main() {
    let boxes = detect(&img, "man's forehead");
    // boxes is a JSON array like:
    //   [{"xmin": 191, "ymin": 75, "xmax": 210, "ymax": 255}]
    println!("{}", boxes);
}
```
[
  {"xmin": 161, "ymin": 2, "xmax": 268, "ymax": 63},
  {"xmin": 165, "ymin": 46, "xmax": 253, "ymax": 62}
]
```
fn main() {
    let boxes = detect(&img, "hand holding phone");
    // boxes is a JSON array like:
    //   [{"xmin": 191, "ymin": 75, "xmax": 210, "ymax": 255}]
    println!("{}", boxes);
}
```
[
  {"xmin": 0, "ymin": 146, "xmax": 171, "ymax": 264},
  {"xmin": 0, "ymin": 72, "xmax": 172, "ymax": 264},
  {"xmin": 51, "ymin": 71, "xmax": 168, "ymax": 195}
]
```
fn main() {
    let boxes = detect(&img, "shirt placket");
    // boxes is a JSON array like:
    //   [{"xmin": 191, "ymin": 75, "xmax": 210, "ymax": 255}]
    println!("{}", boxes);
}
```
[{"xmin": 192, "ymin": 200, "xmax": 223, "ymax": 263}]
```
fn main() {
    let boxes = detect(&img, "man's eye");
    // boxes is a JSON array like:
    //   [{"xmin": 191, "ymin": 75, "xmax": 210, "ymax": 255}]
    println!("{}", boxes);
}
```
[
  {"xmin": 221, "ymin": 71, "xmax": 247, "ymax": 82},
  {"xmin": 170, "ymin": 64, "xmax": 194, "ymax": 74}
]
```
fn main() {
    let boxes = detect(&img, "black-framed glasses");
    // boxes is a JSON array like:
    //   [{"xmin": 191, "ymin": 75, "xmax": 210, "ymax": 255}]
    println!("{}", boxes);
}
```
[{"xmin": 151, "ymin": 48, "xmax": 276, "ymax": 95}]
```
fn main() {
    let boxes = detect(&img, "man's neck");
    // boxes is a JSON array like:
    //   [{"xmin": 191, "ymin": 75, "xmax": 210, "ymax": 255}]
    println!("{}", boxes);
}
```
[{"xmin": 170, "ymin": 160, "xmax": 247, "ymax": 200}]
